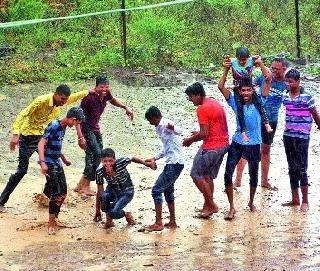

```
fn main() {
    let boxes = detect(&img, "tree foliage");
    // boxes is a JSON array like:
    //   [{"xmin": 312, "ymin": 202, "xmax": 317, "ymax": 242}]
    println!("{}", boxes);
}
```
[{"xmin": 0, "ymin": 0, "xmax": 319, "ymax": 82}]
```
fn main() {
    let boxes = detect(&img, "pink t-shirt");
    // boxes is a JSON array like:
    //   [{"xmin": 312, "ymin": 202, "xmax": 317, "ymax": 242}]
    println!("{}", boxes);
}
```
[{"xmin": 196, "ymin": 97, "xmax": 229, "ymax": 149}]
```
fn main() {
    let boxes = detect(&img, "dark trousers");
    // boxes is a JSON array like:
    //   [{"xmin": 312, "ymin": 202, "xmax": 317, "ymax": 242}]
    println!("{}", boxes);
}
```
[
  {"xmin": 224, "ymin": 141, "xmax": 260, "ymax": 187},
  {"xmin": 44, "ymin": 165, "xmax": 67, "ymax": 216},
  {"xmin": 283, "ymin": 135, "xmax": 309, "ymax": 189},
  {"xmin": 0, "ymin": 135, "xmax": 41, "ymax": 206},
  {"xmin": 82, "ymin": 125, "xmax": 103, "ymax": 181},
  {"xmin": 234, "ymin": 88, "xmax": 269, "ymax": 133}
]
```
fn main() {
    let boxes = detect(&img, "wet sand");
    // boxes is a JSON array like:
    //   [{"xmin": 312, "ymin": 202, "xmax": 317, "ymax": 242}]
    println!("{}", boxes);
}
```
[{"xmin": 0, "ymin": 77, "xmax": 320, "ymax": 270}]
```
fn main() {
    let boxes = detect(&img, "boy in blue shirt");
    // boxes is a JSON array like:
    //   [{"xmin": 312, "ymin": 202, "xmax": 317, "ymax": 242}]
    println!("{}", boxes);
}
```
[
  {"xmin": 218, "ymin": 63, "xmax": 268, "ymax": 220},
  {"xmin": 38, "ymin": 107, "xmax": 85, "ymax": 235}
]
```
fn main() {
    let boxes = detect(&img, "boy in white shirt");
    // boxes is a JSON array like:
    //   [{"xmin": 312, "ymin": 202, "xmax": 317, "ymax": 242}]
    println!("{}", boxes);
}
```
[{"xmin": 144, "ymin": 106, "xmax": 184, "ymax": 231}]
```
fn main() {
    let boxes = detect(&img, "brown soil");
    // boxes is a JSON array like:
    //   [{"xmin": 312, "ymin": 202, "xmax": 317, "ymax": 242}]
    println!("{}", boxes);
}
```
[{"xmin": 0, "ymin": 74, "xmax": 320, "ymax": 270}]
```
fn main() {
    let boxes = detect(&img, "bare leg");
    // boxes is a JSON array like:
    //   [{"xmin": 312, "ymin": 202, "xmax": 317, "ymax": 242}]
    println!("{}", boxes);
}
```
[
  {"xmin": 74, "ymin": 175, "xmax": 96, "ymax": 196},
  {"xmin": 300, "ymin": 186, "xmax": 309, "ymax": 212},
  {"xmin": 194, "ymin": 179, "xmax": 217, "ymax": 218},
  {"xmin": 144, "ymin": 203, "xmax": 164, "ymax": 231},
  {"xmin": 164, "ymin": 201, "xmax": 177, "ymax": 228},
  {"xmin": 248, "ymin": 185, "xmax": 257, "ymax": 212},
  {"xmin": 125, "ymin": 212, "xmax": 136, "ymax": 225},
  {"xmin": 260, "ymin": 144, "xmax": 277, "ymax": 190},
  {"xmin": 47, "ymin": 214, "xmax": 57, "ymax": 235},
  {"xmin": 234, "ymin": 158, "xmax": 247, "ymax": 187},
  {"xmin": 0, "ymin": 205, "xmax": 5, "ymax": 213},
  {"xmin": 224, "ymin": 185, "xmax": 236, "ymax": 220},
  {"xmin": 282, "ymin": 188, "xmax": 300, "ymax": 206},
  {"xmin": 104, "ymin": 213, "xmax": 115, "ymax": 228}
]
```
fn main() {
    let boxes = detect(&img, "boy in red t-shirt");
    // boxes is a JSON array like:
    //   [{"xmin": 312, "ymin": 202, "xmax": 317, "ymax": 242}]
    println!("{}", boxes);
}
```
[{"xmin": 183, "ymin": 82, "xmax": 229, "ymax": 219}]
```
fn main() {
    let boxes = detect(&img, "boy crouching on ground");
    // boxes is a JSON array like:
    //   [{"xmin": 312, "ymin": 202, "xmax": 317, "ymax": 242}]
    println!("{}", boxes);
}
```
[{"xmin": 94, "ymin": 148, "xmax": 156, "ymax": 228}]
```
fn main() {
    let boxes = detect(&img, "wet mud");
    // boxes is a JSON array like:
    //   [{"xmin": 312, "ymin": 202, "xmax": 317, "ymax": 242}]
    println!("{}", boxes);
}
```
[{"xmin": 0, "ymin": 74, "xmax": 320, "ymax": 270}]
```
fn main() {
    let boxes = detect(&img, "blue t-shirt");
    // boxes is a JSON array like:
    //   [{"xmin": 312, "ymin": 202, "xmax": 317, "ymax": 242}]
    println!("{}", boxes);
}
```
[
  {"xmin": 43, "ymin": 119, "xmax": 66, "ymax": 166},
  {"xmin": 227, "ymin": 94, "xmax": 262, "ymax": 145},
  {"xmin": 255, "ymin": 74, "xmax": 287, "ymax": 122}
]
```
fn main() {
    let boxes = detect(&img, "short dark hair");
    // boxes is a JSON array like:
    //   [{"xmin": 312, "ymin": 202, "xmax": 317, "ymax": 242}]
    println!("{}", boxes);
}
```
[
  {"xmin": 272, "ymin": 57, "xmax": 288, "ymax": 68},
  {"xmin": 101, "ymin": 148, "xmax": 115, "ymax": 159},
  {"xmin": 96, "ymin": 74, "xmax": 109, "ymax": 86},
  {"xmin": 56, "ymin": 84, "xmax": 71, "ymax": 96},
  {"xmin": 238, "ymin": 75, "xmax": 253, "ymax": 89},
  {"xmin": 236, "ymin": 47, "xmax": 250, "ymax": 58},
  {"xmin": 185, "ymin": 82, "xmax": 206, "ymax": 97},
  {"xmin": 66, "ymin": 107, "xmax": 85, "ymax": 121},
  {"xmin": 145, "ymin": 106, "xmax": 162, "ymax": 120},
  {"xmin": 285, "ymin": 69, "xmax": 300, "ymax": 81}
]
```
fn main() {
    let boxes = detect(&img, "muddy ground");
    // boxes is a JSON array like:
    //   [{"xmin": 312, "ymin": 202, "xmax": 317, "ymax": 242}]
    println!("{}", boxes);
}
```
[{"xmin": 0, "ymin": 70, "xmax": 320, "ymax": 271}]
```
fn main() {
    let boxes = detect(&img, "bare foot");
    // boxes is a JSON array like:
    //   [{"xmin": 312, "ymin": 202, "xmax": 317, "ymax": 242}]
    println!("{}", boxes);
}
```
[
  {"xmin": 0, "ymin": 205, "xmax": 5, "ymax": 213},
  {"xmin": 144, "ymin": 223, "xmax": 164, "ymax": 232},
  {"xmin": 248, "ymin": 203, "xmax": 257, "ymax": 212},
  {"xmin": 164, "ymin": 222, "xmax": 178, "ymax": 229},
  {"xmin": 261, "ymin": 182, "xmax": 278, "ymax": 191},
  {"xmin": 104, "ymin": 221, "xmax": 115, "ymax": 228},
  {"xmin": 195, "ymin": 207, "xmax": 204, "ymax": 213},
  {"xmin": 282, "ymin": 200, "xmax": 300, "ymax": 207},
  {"xmin": 47, "ymin": 224, "xmax": 57, "ymax": 235},
  {"xmin": 233, "ymin": 179, "xmax": 242, "ymax": 187},
  {"xmin": 125, "ymin": 212, "xmax": 136, "ymax": 225},
  {"xmin": 195, "ymin": 213, "xmax": 211, "ymax": 219},
  {"xmin": 77, "ymin": 188, "xmax": 96, "ymax": 196},
  {"xmin": 224, "ymin": 208, "xmax": 236, "ymax": 221},
  {"xmin": 300, "ymin": 203, "xmax": 309, "ymax": 212}
]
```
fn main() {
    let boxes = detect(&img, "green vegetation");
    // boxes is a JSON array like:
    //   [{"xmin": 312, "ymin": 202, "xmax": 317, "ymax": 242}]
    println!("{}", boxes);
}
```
[{"xmin": 0, "ymin": 0, "xmax": 319, "ymax": 83}]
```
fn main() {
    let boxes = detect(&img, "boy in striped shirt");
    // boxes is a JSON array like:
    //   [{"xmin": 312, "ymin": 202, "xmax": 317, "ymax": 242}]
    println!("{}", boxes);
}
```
[
  {"xmin": 38, "ymin": 107, "xmax": 85, "ymax": 235},
  {"xmin": 94, "ymin": 148, "xmax": 156, "ymax": 228},
  {"xmin": 281, "ymin": 69, "xmax": 320, "ymax": 211}
]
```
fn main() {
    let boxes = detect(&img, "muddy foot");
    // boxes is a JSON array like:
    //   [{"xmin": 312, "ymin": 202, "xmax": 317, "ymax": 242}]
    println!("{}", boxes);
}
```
[
  {"xmin": 47, "ymin": 225, "xmax": 57, "ymax": 235},
  {"xmin": 195, "ymin": 211, "xmax": 213, "ymax": 219},
  {"xmin": 164, "ymin": 222, "xmax": 178, "ymax": 229},
  {"xmin": 300, "ymin": 203, "xmax": 309, "ymax": 212},
  {"xmin": 144, "ymin": 224, "xmax": 164, "ymax": 232},
  {"xmin": 0, "ymin": 205, "xmax": 5, "ymax": 213},
  {"xmin": 282, "ymin": 201, "xmax": 300, "ymax": 207},
  {"xmin": 125, "ymin": 212, "xmax": 136, "ymax": 225},
  {"xmin": 261, "ymin": 182, "xmax": 278, "ymax": 191},
  {"xmin": 248, "ymin": 203, "xmax": 257, "ymax": 212},
  {"xmin": 224, "ymin": 208, "xmax": 236, "ymax": 221}
]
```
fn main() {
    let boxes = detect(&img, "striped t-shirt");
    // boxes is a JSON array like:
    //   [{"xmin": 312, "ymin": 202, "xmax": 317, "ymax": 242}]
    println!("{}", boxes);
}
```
[
  {"xmin": 282, "ymin": 87, "xmax": 315, "ymax": 139},
  {"xmin": 43, "ymin": 119, "xmax": 66, "ymax": 166},
  {"xmin": 96, "ymin": 157, "xmax": 133, "ymax": 193}
]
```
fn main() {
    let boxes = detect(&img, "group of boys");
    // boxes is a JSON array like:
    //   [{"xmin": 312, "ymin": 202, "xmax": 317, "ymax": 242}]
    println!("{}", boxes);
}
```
[{"xmin": 1, "ymin": 48, "xmax": 319, "ymax": 234}]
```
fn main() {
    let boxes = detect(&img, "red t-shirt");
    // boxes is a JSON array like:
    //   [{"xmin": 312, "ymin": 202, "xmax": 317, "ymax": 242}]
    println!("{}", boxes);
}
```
[{"xmin": 196, "ymin": 97, "xmax": 229, "ymax": 149}]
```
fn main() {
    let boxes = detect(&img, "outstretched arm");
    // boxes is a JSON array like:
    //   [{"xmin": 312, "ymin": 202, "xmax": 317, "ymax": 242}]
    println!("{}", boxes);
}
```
[
  {"xmin": 110, "ymin": 97, "xmax": 133, "ymax": 120},
  {"xmin": 131, "ymin": 156, "xmax": 157, "ymax": 170}
]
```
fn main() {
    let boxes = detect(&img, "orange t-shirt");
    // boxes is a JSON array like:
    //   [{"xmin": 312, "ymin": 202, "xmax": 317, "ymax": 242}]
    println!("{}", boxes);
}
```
[{"xmin": 196, "ymin": 97, "xmax": 229, "ymax": 149}]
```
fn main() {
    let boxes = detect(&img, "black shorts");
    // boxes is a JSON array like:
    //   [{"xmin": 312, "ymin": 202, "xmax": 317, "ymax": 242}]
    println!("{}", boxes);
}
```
[{"xmin": 261, "ymin": 121, "xmax": 277, "ymax": 145}]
